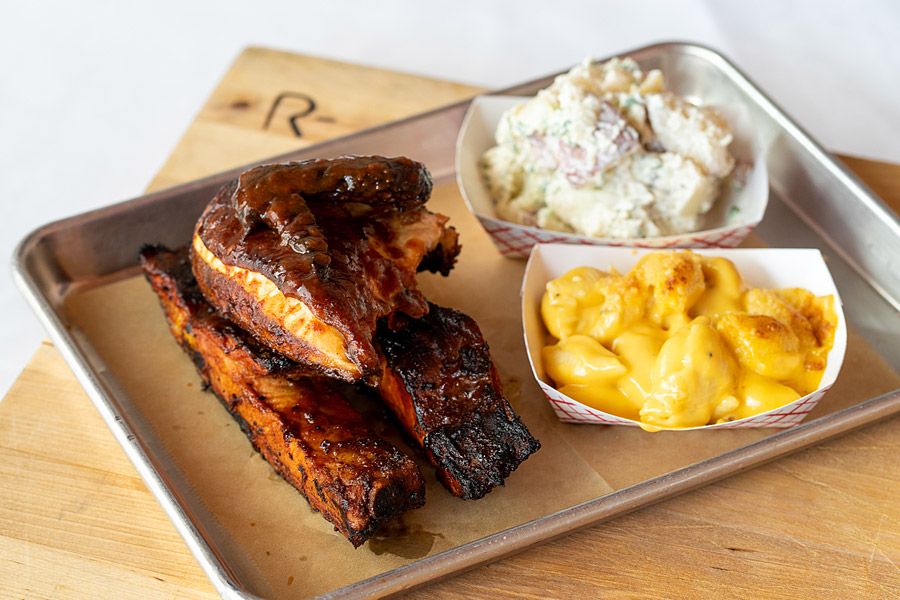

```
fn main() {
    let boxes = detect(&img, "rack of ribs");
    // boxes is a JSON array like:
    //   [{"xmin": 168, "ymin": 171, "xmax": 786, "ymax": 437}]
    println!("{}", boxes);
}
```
[
  {"xmin": 142, "ymin": 155, "xmax": 540, "ymax": 545},
  {"xmin": 139, "ymin": 244, "xmax": 425, "ymax": 547},
  {"xmin": 375, "ymin": 304, "xmax": 541, "ymax": 500}
]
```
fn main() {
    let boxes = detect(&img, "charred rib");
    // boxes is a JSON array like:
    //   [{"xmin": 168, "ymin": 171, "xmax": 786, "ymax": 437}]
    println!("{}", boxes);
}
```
[
  {"xmin": 375, "ymin": 303, "xmax": 540, "ymax": 499},
  {"xmin": 140, "ymin": 244, "xmax": 425, "ymax": 546}
]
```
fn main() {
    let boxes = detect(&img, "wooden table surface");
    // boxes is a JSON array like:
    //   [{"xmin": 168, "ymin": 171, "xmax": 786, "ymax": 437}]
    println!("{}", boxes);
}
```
[{"xmin": 3, "ymin": 47, "xmax": 900, "ymax": 600}]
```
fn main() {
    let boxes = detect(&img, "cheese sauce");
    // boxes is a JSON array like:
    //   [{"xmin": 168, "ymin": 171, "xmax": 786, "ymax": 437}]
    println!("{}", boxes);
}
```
[{"xmin": 540, "ymin": 250, "xmax": 837, "ymax": 430}]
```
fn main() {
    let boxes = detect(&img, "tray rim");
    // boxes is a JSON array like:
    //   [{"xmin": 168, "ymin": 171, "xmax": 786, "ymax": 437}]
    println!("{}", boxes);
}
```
[{"xmin": 12, "ymin": 40, "xmax": 900, "ymax": 600}]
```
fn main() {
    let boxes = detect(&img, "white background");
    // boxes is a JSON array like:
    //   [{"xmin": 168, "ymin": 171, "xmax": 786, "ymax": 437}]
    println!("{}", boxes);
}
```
[{"xmin": 2, "ymin": 0, "xmax": 899, "ymax": 399}]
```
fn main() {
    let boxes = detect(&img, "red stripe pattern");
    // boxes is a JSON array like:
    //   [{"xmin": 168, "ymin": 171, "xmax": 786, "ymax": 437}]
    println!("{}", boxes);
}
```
[
  {"xmin": 479, "ymin": 216, "xmax": 756, "ymax": 258},
  {"xmin": 538, "ymin": 379, "xmax": 829, "ymax": 430}
]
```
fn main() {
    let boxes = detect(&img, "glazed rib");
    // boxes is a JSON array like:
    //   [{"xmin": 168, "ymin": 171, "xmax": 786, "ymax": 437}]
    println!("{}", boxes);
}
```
[
  {"xmin": 230, "ymin": 156, "xmax": 433, "ymax": 267},
  {"xmin": 375, "ymin": 304, "xmax": 541, "ymax": 499},
  {"xmin": 139, "ymin": 244, "xmax": 425, "ymax": 547},
  {"xmin": 192, "ymin": 156, "xmax": 459, "ymax": 383}
]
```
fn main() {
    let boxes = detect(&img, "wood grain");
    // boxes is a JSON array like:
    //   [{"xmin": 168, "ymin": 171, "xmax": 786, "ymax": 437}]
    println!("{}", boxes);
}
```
[
  {"xmin": 3, "ymin": 46, "xmax": 900, "ymax": 600},
  {"xmin": 146, "ymin": 47, "xmax": 482, "ymax": 192}
]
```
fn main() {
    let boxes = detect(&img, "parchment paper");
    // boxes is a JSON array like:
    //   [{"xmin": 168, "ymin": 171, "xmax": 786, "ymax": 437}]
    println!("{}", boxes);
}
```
[{"xmin": 64, "ymin": 183, "xmax": 900, "ymax": 599}]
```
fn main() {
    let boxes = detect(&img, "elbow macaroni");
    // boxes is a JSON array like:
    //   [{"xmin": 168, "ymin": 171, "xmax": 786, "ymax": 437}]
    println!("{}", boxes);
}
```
[{"xmin": 540, "ymin": 250, "xmax": 838, "ymax": 430}]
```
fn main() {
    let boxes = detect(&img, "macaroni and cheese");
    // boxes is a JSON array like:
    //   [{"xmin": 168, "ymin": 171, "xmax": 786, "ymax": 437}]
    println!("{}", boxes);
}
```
[{"xmin": 540, "ymin": 250, "xmax": 838, "ymax": 430}]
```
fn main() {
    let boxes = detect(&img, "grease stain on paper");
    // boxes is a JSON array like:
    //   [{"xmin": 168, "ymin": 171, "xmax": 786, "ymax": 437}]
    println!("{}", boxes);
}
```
[{"xmin": 367, "ymin": 517, "xmax": 444, "ymax": 559}]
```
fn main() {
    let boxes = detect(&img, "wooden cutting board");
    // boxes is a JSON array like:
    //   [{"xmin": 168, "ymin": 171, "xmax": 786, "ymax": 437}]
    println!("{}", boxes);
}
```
[{"xmin": 3, "ymin": 47, "xmax": 900, "ymax": 600}]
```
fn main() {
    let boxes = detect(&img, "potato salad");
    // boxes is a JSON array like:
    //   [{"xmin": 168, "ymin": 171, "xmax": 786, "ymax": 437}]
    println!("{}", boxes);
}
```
[{"xmin": 481, "ymin": 57, "xmax": 735, "ymax": 239}]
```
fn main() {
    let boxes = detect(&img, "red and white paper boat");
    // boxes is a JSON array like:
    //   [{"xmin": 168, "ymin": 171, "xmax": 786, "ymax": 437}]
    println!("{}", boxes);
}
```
[
  {"xmin": 521, "ymin": 245, "xmax": 847, "ymax": 430},
  {"xmin": 457, "ymin": 95, "xmax": 769, "ymax": 258}
]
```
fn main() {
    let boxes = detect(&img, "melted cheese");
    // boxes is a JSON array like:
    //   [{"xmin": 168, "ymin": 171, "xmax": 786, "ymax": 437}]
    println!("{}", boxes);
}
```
[{"xmin": 540, "ymin": 250, "xmax": 838, "ymax": 430}]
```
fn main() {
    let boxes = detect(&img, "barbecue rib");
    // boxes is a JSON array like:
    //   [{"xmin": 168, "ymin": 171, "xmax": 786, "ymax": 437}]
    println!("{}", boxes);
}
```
[
  {"xmin": 375, "ymin": 304, "xmax": 541, "ymax": 499},
  {"xmin": 192, "ymin": 156, "xmax": 460, "ymax": 384},
  {"xmin": 139, "ymin": 244, "xmax": 425, "ymax": 547}
]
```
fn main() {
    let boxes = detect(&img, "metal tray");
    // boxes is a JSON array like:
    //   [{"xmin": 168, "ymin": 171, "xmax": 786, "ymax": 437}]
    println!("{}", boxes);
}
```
[{"xmin": 13, "ymin": 42, "xmax": 900, "ymax": 599}]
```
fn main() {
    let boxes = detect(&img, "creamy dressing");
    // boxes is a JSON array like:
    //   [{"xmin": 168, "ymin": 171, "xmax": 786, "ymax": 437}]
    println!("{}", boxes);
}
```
[{"xmin": 482, "ymin": 57, "xmax": 735, "ymax": 239}]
